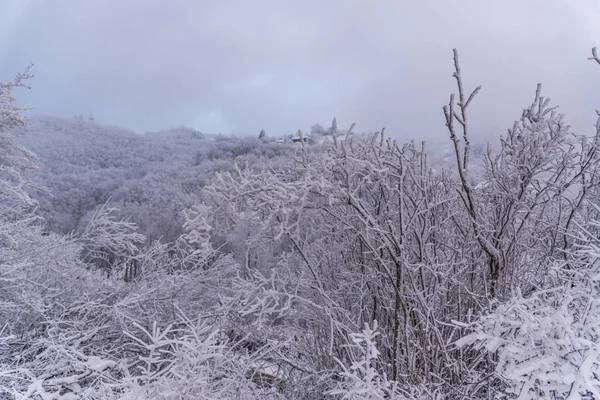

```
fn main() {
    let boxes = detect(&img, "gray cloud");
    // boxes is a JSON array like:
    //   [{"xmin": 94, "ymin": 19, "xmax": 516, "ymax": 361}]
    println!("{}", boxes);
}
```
[{"xmin": 0, "ymin": 0, "xmax": 598, "ymax": 140}]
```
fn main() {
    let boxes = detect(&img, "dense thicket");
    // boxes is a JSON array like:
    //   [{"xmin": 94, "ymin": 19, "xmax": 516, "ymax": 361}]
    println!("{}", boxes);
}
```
[{"xmin": 0, "ymin": 48, "xmax": 599, "ymax": 399}]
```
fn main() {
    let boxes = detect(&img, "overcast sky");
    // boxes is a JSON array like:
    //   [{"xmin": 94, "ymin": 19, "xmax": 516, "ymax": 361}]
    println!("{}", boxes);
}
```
[{"xmin": 0, "ymin": 0, "xmax": 598, "ymax": 140}]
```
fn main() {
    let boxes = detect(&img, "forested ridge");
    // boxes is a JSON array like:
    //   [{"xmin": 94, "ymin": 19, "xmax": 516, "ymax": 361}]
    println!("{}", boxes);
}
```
[{"xmin": 1, "ymin": 48, "xmax": 599, "ymax": 399}]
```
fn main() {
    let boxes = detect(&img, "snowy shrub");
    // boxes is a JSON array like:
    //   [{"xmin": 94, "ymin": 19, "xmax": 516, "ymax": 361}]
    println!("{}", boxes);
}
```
[
  {"xmin": 4, "ymin": 313, "xmax": 282, "ymax": 400},
  {"xmin": 456, "ymin": 215, "xmax": 600, "ymax": 399},
  {"xmin": 331, "ymin": 322, "xmax": 408, "ymax": 399},
  {"xmin": 114, "ymin": 314, "xmax": 280, "ymax": 400},
  {"xmin": 331, "ymin": 322, "xmax": 438, "ymax": 400}
]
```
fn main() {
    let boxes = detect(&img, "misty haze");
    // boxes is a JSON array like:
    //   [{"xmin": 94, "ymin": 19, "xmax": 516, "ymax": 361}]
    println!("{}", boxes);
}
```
[{"xmin": 1, "ymin": 1, "xmax": 599, "ymax": 399}]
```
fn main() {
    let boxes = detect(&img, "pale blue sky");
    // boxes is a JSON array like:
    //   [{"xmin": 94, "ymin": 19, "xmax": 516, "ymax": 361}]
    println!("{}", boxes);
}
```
[{"xmin": 1, "ymin": 0, "xmax": 598, "ymax": 139}]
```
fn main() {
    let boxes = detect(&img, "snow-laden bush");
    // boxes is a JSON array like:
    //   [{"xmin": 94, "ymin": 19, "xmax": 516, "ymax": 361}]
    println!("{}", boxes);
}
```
[
  {"xmin": 5, "ymin": 312, "xmax": 282, "ymax": 400},
  {"xmin": 331, "ymin": 322, "xmax": 407, "ymax": 399},
  {"xmin": 331, "ymin": 322, "xmax": 437, "ymax": 400},
  {"xmin": 456, "ymin": 213, "xmax": 600, "ymax": 399},
  {"xmin": 113, "ymin": 311, "xmax": 283, "ymax": 400}
]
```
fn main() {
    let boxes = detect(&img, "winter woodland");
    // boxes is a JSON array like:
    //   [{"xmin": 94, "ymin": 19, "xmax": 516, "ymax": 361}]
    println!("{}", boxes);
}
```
[{"xmin": 1, "ymin": 48, "xmax": 600, "ymax": 399}]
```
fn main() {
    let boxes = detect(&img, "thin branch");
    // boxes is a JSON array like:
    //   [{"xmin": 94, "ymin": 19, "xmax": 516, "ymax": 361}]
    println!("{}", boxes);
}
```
[{"xmin": 589, "ymin": 47, "xmax": 600, "ymax": 65}]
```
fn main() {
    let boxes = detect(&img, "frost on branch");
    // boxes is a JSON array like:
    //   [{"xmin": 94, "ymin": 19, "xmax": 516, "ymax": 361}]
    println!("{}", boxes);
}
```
[
  {"xmin": 444, "ymin": 49, "xmax": 599, "ymax": 299},
  {"xmin": 182, "ymin": 203, "xmax": 214, "ymax": 255},
  {"xmin": 0, "ymin": 65, "xmax": 37, "ymax": 222},
  {"xmin": 0, "ymin": 64, "xmax": 33, "ymax": 132},
  {"xmin": 80, "ymin": 202, "xmax": 145, "ymax": 272}
]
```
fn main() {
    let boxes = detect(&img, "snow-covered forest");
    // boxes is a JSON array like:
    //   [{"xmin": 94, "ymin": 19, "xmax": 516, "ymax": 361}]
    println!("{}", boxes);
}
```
[{"xmin": 1, "ymin": 29, "xmax": 600, "ymax": 400}]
